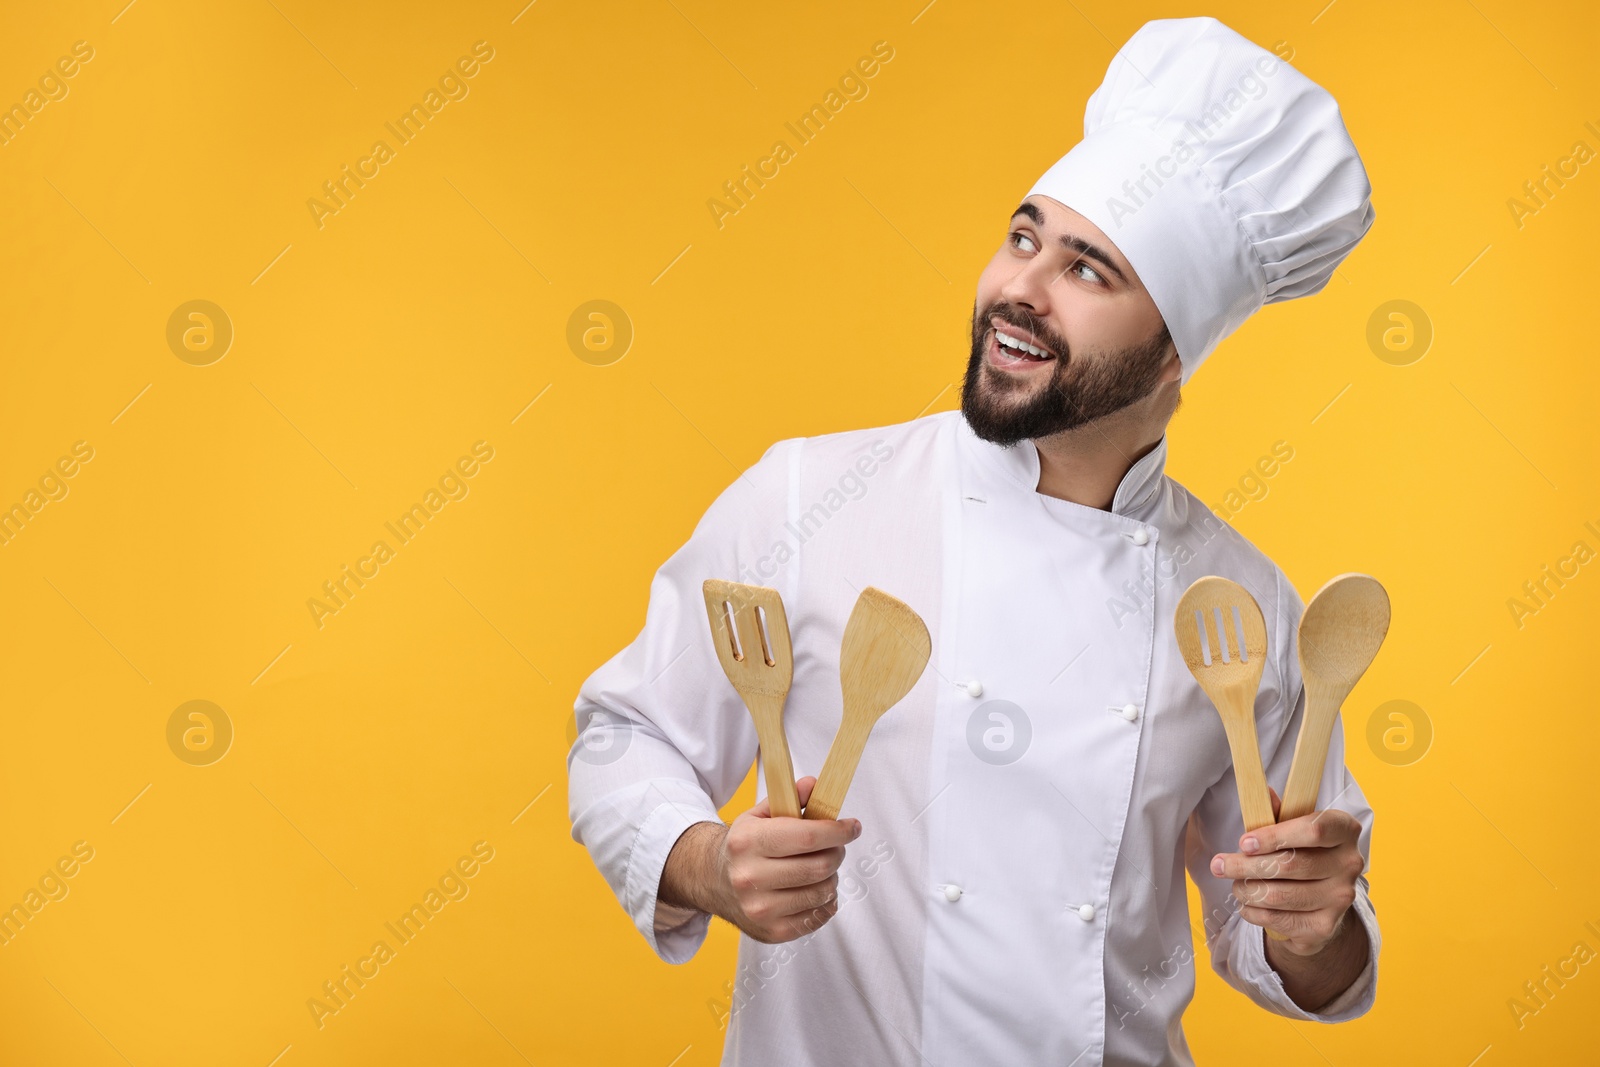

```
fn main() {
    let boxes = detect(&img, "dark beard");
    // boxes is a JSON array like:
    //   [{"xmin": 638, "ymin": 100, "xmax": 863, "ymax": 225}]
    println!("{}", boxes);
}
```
[{"xmin": 960, "ymin": 301, "xmax": 1173, "ymax": 447}]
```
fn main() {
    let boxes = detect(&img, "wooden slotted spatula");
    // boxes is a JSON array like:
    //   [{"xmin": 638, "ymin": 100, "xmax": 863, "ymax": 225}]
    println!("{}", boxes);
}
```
[
  {"xmin": 702, "ymin": 580, "xmax": 801, "ymax": 819},
  {"xmin": 803, "ymin": 587, "xmax": 931, "ymax": 822},
  {"xmin": 1175, "ymin": 577, "xmax": 1276, "ymax": 834},
  {"xmin": 1279, "ymin": 574, "xmax": 1390, "ymax": 823},
  {"xmin": 1176, "ymin": 577, "xmax": 1289, "ymax": 940}
]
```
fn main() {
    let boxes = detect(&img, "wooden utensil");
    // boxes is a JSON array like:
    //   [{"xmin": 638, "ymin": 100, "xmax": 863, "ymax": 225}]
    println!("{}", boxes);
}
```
[
  {"xmin": 1280, "ymin": 574, "xmax": 1390, "ymax": 822},
  {"xmin": 1174, "ymin": 577, "xmax": 1276, "ymax": 833},
  {"xmin": 702, "ymin": 580, "xmax": 801, "ymax": 819},
  {"xmin": 804, "ymin": 587, "xmax": 931, "ymax": 823},
  {"xmin": 1175, "ymin": 577, "xmax": 1290, "ymax": 940}
]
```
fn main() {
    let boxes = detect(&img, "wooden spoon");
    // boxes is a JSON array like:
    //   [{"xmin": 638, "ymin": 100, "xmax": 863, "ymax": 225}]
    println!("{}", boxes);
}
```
[
  {"xmin": 804, "ymin": 587, "xmax": 931, "ymax": 822},
  {"xmin": 1279, "ymin": 574, "xmax": 1390, "ymax": 822},
  {"xmin": 1174, "ymin": 577, "xmax": 1276, "ymax": 833},
  {"xmin": 702, "ymin": 580, "xmax": 801, "ymax": 818}
]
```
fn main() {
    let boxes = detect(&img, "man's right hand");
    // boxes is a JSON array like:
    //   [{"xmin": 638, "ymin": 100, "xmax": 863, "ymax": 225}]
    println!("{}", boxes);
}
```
[{"xmin": 662, "ymin": 775, "xmax": 861, "ymax": 944}]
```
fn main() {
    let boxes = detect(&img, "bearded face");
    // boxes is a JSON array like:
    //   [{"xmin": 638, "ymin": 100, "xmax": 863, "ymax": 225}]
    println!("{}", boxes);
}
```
[{"xmin": 961, "ymin": 299, "xmax": 1173, "ymax": 447}]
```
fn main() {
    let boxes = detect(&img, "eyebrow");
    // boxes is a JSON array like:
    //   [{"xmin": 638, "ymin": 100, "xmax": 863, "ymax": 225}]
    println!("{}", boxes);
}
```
[{"xmin": 1010, "ymin": 203, "xmax": 1128, "ymax": 284}]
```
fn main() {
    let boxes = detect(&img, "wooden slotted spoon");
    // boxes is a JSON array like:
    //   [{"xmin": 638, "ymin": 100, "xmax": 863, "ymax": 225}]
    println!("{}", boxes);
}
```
[
  {"xmin": 702, "ymin": 580, "xmax": 801, "ymax": 818},
  {"xmin": 803, "ymin": 587, "xmax": 931, "ymax": 822},
  {"xmin": 1174, "ymin": 577, "xmax": 1276, "ymax": 834},
  {"xmin": 1279, "ymin": 574, "xmax": 1390, "ymax": 822}
]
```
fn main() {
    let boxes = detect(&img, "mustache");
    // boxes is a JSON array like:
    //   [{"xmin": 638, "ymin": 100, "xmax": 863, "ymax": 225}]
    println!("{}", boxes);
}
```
[{"xmin": 974, "ymin": 301, "xmax": 1070, "ymax": 360}]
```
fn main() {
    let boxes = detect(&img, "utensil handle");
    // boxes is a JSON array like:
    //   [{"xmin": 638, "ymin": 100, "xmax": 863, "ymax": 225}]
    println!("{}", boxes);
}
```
[
  {"xmin": 1238, "ymin": 778, "xmax": 1277, "ymax": 834},
  {"xmin": 1249, "ymin": 747, "xmax": 1289, "ymax": 945},
  {"xmin": 1267, "ymin": 694, "xmax": 1350, "ymax": 942},
  {"xmin": 1220, "ymin": 696, "xmax": 1277, "ymax": 833},
  {"xmin": 1279, "ymin": 712, "xmax": 1336, "ymax": 824},
  {"xmin": 760, "ymin": 736, "xmax": 801, "ymax": 819},
  {"xmin": 1226, "ymin": 697, "xmax": 1293, "ymax": 943},
  {"xmin": 747, "ymin": 695, "xmax": 801, "ymax": 819},
  {"xmin": 803, "ymin": 729, "xmax": 867, "ymax": 822}
]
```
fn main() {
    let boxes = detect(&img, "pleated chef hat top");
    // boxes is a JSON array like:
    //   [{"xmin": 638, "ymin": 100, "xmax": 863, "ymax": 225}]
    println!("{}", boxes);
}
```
[{"xmin": 1028, "ymin": 17, "xmax": 1374, "ymax": 383}]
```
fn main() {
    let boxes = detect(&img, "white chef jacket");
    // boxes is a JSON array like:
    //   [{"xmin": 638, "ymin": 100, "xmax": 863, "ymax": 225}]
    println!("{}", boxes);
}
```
[{"xmin": 569, "ymin": 409, "xmax": 1379, "ymax": 1067}]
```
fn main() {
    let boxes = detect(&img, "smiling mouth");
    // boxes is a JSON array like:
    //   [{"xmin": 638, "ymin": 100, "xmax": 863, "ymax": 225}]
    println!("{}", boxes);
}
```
[{"xmin": 987, "ymin": 322, "xmax": 1057, "ymax": 370}]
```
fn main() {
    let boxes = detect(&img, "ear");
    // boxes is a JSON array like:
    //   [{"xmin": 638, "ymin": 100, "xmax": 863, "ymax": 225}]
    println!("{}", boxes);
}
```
[{"xmin": 1159, "ymin": 346, "xmax": 1184, "ymax": 385}]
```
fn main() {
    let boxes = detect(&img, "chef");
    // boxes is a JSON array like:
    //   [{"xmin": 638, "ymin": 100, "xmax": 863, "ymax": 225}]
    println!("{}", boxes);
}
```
[{"xmin": 569, "ymin": 16, "xmax": 1379, "ymax": 1066}]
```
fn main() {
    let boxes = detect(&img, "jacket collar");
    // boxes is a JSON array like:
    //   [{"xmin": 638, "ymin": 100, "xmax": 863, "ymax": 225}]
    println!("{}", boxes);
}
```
[{"xmin": 954, "ymin": 411, "xmax": 1169, "ymax": 517}]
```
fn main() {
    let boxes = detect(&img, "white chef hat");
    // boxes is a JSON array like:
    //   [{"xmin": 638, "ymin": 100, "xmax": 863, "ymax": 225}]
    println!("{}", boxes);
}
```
[{"xmin": 1027, "ymin": 17, "xmax": 1374, "ymax": 383}]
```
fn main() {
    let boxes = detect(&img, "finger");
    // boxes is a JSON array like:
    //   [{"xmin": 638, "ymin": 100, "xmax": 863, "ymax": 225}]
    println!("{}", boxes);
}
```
[
  {"xmin": 1211, "ymin": 848, "xmax": 1338, "ymax": 881},
  {"xmin": 750, "ymin": 879, "xmax": 839, "ymax": 924},
  {"xmin": 1239, "ymin": 904, "xmax": 1343, "ymax": 950},
  {"xmin": 1237, "ymin": 904, "xmax": 1299, "ymax": 941},
  {"xmin": 755, "ymin": 780, "xmax": 819, "ymax": 831},
  {"xmin": 1268, "ymin": 786, "xmax": 1282, "ymax": 822},
  {"xmin": 760, "ymin": 845, "xmax": 847, "ymax": 891},
  {"xmin": 779, "ymin": 897, "xmax": 840, "ymax": 941},
  {"xmin": 1230, "ymin": 877, "xmax": 1333, "ymax": 912},
  {"xmin": 1239, "ymin": 807, "xmax": 1359, "ymax": 854},
  {"xmin": 758, "ymin": 811, "xmax": 859, "ymax": 858}
]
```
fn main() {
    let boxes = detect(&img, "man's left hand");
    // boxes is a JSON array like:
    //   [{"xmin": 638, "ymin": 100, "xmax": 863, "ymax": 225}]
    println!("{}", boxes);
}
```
[{"xmin": 1209, "ymin": 788, "xmax": 1365, "ymax": 957}]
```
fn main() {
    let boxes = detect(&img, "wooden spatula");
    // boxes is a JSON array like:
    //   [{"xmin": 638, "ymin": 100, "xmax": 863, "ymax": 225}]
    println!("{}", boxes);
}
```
[
  {"xmin": 702, "ymin": 580, "xmax": 801, "ymax": 819},
  {"xmin": 1175, "ymin": 577, "xmax": 1276, "ymax": 834},
  {"xmin": 803, "ymin": 587, "xmax": 931, "ymax": 822},
  {"xmin": 1280, "ymin": 574, "xmax": 1390, "ymax": 822}
]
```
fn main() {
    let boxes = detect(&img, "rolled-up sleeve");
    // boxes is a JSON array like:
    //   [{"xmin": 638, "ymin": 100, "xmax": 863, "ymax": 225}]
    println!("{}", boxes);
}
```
[
  {"xmin": 568, "ymin": 439, "xmax": 796, "ymax": 963},
  {"xmin": 1184, "ymin": 568, "xmax": 1380, "ymax": 1021}
]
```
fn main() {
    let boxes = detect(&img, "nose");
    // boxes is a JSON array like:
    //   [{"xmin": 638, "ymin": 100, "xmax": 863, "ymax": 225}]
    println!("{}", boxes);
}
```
[{"xmin": 998, "ymin": 257, "xmax": 1054, "ymax": 319}]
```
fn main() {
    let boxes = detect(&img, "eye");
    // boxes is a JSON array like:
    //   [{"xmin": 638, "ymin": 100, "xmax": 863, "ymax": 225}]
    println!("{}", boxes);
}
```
[
  {"xmin": 1070, "ymin": 260, "xmax": 1104, "ymax": 285},
  {"xmin": 1008, "ymin": 230, "xmax": 1038, "ymax": 253}
]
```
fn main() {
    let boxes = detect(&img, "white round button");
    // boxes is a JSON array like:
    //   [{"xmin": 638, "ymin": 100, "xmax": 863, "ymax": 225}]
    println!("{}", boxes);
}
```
[
  {"xmin": 943, "ymin": 884, "xmax": 963, "ymax": 902},
  {"xmin": 962, "ymin": 680, "xmax": 983, "ymax": 698},
  {"xmin": 1120, "ymin": 703, "xmax": 1139, "ymax": 722},
  {"xmin": 1130, "ymin": 527, "xmax": 1149, "ymax": 545},
  {"xmin": 1077, "ymin": 903, "xmax": 1096, "ymax": 922}
]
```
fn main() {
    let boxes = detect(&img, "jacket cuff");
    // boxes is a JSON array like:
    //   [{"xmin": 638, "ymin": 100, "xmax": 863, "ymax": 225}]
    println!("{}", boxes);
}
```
[{"xmin": 624, "ymin": 799, "xmax": 724, "ymax": 964}]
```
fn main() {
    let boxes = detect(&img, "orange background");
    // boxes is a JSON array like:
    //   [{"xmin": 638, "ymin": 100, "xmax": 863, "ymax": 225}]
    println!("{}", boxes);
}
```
[{"xmin": 0, "ymin": 1, "xmax": 1595, "ymax": 1064}]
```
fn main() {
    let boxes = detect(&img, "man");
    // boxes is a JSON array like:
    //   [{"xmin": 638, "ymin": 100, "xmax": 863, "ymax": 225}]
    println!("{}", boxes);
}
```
[{"xmin": 570, "ymin": 17, "xmax": 1378, "ymax": 1066}]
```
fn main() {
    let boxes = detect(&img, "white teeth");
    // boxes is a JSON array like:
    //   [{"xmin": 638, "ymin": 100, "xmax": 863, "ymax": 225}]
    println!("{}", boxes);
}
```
[{"xmin": 997, "ymin": 331, "xmax": 1048, "ymax": 358}]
